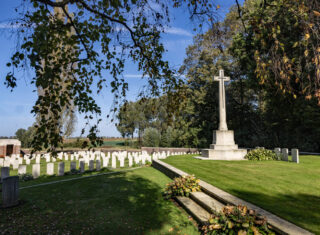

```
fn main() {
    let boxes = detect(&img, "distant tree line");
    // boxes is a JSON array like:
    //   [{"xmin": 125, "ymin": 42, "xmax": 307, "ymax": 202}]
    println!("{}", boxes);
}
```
[{"xmin": 116, "ymin": 2, "xmax": 320, "ymax": 152}]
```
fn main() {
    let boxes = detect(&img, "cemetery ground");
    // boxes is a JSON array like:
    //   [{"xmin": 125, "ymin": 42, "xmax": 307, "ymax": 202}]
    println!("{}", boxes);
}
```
[
  {"xmin": 163, "ymin": 154, "xmax": 320, "ymax": 234},
  {"xmin": 0, "ymin": 166, "xmax": 199, "ymax": 234}
]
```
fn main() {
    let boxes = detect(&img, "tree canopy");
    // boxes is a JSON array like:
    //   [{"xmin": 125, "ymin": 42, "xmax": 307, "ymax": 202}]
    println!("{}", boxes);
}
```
[
  {"xmin": 116, "ymin": 1, "xmax": 320, "ymax": 152},
  {"xmin": 4, "ymin": 0, "xmax": 320, "ymax": 152}
]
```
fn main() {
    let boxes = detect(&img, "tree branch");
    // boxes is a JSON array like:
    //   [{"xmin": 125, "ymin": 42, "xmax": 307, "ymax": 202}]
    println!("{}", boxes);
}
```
[
  {"xmin": 235, "ymin": 0, "xmax": 247, "ymax": 33},
  {"xmin": 36, "ymin": 0, "xmax": 162, "ymax": 77},
  {"xmin": 35, "ymin": 0, "xmax": 73, "ymax": 7},
  {"xmin": 60, "ymin": 6, "xmax": 91, "ymax": 58},
  {"xmin": 76, "ymin": 0, "xmax": 153, "ymax": 70}
]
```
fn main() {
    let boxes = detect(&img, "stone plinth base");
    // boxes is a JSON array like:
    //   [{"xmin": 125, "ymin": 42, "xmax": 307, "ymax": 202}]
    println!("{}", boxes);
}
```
[
  {"xmin": 200, "ymin": 149, "xmax": 247, "ymax": 160},
  {"xmin": 201, "ymin": 130, "xmax": 247, "ymax": 160}
]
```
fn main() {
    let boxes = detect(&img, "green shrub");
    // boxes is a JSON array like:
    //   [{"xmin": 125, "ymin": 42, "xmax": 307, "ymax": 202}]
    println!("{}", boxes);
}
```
[
  {"xmin": 142, "ymin": 127, "xmax": 161, "ymax": 147},
  {"xmin": 19, "ymin": 173, "xmax": 34, "ymax": 181},
  {"xmin": 202, "ymin": 205, "xmax": 275, "ymax": 235},
  {"xmin": 163, "ymin": 175, "xmax": 201, "ymax": 199},
  {"xmin": 62, "ymin": 138, "xmax": 87, "ymax": 148},
  {"xmin": 160, "ymin": 126, "xmax": 175, "ymax": 147},
  {"xmin": 245, "ymin": 149, "xmax": 278, "ymax": 161}
]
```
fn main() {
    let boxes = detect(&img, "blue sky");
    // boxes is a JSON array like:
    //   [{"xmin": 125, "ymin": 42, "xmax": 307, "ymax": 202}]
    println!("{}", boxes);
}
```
[{"xmin": 0, "ymin": 0, "xmax": 241, "ymax": 137}]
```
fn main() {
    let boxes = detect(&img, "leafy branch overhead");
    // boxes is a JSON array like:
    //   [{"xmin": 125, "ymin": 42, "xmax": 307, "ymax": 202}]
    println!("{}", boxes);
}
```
[
  {"xmin": 231, "ymin": 0, "xmax": 320, "ymax": 103},
  {"xmin": 5, "ymin": 0, "xmax": 180, "ymax": 152},
  {"xmin": 4, "ymin": 0, "xmax": 320, "ymax": 153}
]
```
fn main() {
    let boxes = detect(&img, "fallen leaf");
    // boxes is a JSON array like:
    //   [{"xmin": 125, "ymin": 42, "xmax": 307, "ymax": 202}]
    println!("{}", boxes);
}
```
[{"xmin": 313, "ymin": 10, "xmax": 320, "ymax": 17}]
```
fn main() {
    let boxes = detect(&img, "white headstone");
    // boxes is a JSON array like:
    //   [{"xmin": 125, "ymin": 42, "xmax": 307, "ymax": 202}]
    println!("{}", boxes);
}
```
[
  {"xmin": 128, "ymin": 156, "xmax": 133, "ymax": 167},
  {"xmin": 103, "ymin": 157, "xmax": 109, "ymax": 168},
  {"xmin": 18, "ymin": 165, "xmax": 27, "ymax": 175},
  {"xmin": 89, "ymin": 160, "xmax": 94, "ymax": 171},
  {"xmin": 70, "ymin": 161, "xmax": 76, "ymax": 171},
  {"xmin": 291, "ymin": 149, "xmax": 299, "ymax": 163},
  {"xmin": 96, "ymin": 160, "xmax": 101, "ymax": 171},
  {"xmin": 47, "ymin": 163, "xmax": 54, "ymax": 175},
  {"xmin": 274, "ymin": 148, "xmax": 281, "ymax": 160},
  {"xmin": 12, "ymin": 160, "xmax": 19, "ymax": 170},
  {"xmin": 111, "ymin": 156, "xmax": 116, "ymax": 169},
  {"xmin": 4, "ymin": 159, "xmax": 10, "ymax": 167},
  {"xmin": 58, "ymin": 162, "xmax": 65, "ymax": 176},
  {"xmin": 79, "ymin": 160, "xmax": 85, "ymax": 173},
  {"xmin": 32, "ymin": 164, "xmax": 40, "ymax": 178},
  {"xmin": 119, "ymin": 157, "xmax": 125, "ymax": 168},
  {"xmin": 282, "ymin": 148, "xmax": 289, "ymax": 161}
]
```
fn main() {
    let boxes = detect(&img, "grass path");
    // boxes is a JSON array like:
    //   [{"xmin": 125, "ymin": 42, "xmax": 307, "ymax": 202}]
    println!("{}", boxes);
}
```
[
  {"xmin": 163, "ymin": 155, "xmax": 320, "ymax": 234},
  {"xmin": 0, "ymin": 167, "xmax": 199, "ymax": 235}
]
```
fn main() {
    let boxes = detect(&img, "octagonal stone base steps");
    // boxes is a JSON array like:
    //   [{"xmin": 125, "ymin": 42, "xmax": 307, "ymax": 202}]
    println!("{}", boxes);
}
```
[{"xmin": 152, "ymin": 159, "xmax": 314, "ymax": 235}]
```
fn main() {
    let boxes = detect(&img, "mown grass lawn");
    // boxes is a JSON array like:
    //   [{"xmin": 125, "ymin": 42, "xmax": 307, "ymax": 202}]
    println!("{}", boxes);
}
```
[
  {"xmin": 0, "ymin": 167, "xmax": 199, "ymax": 234},
  {"xmin": 163, "ymin": 155, "xmax": 320, "ymax": 234}
]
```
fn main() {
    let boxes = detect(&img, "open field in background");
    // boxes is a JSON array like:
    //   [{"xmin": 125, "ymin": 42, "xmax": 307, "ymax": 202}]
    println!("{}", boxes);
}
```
[
  {"xmin": 163, "ymin": 155, "xmax": 320, "ymax": 234},
  {"xmin": 0, "ymin": 167, "xmax": 199, "ymax": 234},
  {"xmin": 21, "ymin": 138, "xmax": 141, "ymax": 152},
  {"xmin": 63, "ymin": 137, "xmax": 139, "ymax": 150}
]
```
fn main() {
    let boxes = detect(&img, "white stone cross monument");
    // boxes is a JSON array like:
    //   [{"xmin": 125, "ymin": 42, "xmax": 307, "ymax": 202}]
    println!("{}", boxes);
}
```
[
  {"xmin": 201, "ymin": 69, "xmax": 247, "ymax": 160},
  {"xmin": 215, "ymin": 69, "xmax": 229, "ymax": 131}
]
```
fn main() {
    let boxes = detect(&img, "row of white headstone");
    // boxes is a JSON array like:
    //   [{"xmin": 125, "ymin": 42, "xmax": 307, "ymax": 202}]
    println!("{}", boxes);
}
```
[
  {"xmin": 0, "ymin": 150, "xmax": 194, "ymax": 180},
  {"xmin": 274, "ymin": 148, "xmax": 299, "ymax": 163},
  {"xmin": 0, "ymin": 150, "xmax": 195, "ymax": 168}
]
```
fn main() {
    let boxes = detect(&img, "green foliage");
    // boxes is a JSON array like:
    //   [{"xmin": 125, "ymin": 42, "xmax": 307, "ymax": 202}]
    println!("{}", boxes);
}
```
[
  {"xmin": 231, "ymin": 0, "xmax": 320, "ymax": 102},
  {"xmin": 62, "ymin": 138, "xmax": 88, "ymax": 148},
  {"xmin": 160, "ymin": 126, "xmax": 175, "ymax": 147},
  {"xmin": 142, "ymin": 128, "xmax": 161, "ymax": 147},
  {"xmin": 7, "ymin": 0, "xmax": 179, "ymax": 152},
  {"xmin": 245, "ymin": 149, "xmax": 278, "ymax": 161},
  {"xmin": 15, "ymin": 126, "xmax": 36, "ymax": 148},
  {"xmin": 163, "ymin": 175, "xmax": 201, "ymax": 199},
  {"xmin": 116, "ymin": 97, "xmax": 171, "ymax": 144},
  {"xmin": 19, "ymin": 173, "xmax": 34, "ymax": 181},
  {"xmin": 202, "ymin": 205, "xmax": 275, "ymax": 235}
]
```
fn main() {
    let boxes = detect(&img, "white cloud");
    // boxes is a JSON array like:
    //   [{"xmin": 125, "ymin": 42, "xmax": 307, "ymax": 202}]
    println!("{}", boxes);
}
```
[
  {"xmin": 163, "ymin": 27, "xmax": 193, "ymax": 37},
  {"xmin": 124, "ymin": 74, "xmax": 144, "ymax": 78}
]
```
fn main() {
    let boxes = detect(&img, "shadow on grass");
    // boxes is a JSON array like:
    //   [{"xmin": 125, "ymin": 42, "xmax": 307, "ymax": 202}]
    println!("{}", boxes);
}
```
[
  {"xmin": 15, "ymin": 168, "xmax": 113, "ymax": 187},
  {"xmin": 229, "ymin": 189, "xmax": 320, "ymax": 234},
  {"xmin": 0, "ymin": 170, "xmax": 194, "ymax": 234}
]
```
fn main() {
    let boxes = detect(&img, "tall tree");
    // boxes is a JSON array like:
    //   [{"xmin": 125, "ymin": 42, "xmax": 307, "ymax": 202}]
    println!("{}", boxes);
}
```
[
  {"xmin": 5, "ymin": 0, "xmax": 181, "ymax": 152},
  {"xmin": 232, "ymin": 0, "xmax": 320, "ymax": 103}
]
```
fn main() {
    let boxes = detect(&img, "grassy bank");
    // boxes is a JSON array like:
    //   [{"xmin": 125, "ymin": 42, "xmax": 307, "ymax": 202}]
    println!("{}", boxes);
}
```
[
  {"xmin": 0, "ymin": 167, "xmax": 199, "ymax": 234},
  {"xmin": 163, "ymin": 155, "xmax": 320, "ymax": 234}
]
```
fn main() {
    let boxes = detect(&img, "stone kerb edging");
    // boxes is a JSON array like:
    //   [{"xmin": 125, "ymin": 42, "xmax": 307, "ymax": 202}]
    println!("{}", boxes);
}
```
[{"xmin": 152, "ymin": 159, "xmax": 314, "ymax": 235}]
